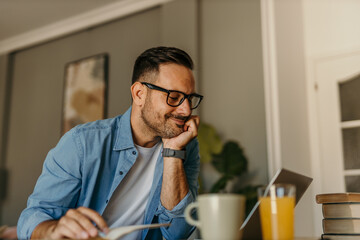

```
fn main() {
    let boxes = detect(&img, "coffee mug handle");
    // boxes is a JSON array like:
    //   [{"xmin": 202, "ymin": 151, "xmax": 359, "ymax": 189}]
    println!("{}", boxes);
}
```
[{"xmin": 184, "ymin": 202, "xmax": 200, "ymax": 228}]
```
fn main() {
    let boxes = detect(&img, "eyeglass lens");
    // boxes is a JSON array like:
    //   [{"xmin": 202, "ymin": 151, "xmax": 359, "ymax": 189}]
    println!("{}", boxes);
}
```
[{"xmin": 168, "ymin": 92, "xmax": 201, "ymax": 109}]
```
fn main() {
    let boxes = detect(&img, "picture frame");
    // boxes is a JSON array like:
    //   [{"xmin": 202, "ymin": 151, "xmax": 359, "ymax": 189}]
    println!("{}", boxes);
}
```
[{"xmin": 61, "ymin": 53, "xmax": 109, "ymax": 135}]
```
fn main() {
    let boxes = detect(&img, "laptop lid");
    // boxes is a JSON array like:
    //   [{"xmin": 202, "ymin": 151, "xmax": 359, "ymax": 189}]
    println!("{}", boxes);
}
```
[{"xmin": 240, "ymin": 168, "xmax": 313, "ymax": 240}]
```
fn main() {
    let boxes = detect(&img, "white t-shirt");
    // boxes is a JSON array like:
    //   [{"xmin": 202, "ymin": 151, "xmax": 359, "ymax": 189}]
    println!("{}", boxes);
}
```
[{"xmin": 102, "ymin": 142, "xmax": 161, "ymax": 240}]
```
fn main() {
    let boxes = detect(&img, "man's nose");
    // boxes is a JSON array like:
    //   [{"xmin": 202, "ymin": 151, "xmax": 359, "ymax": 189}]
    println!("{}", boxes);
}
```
[{"xmin": 177, "ymin": 98, "xmax": 192, "ymax": 115}]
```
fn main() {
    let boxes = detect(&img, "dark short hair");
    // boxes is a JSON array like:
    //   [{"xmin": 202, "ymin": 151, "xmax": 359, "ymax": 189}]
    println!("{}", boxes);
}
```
[{"xmin": 131, "ymin": 46, "xmax": 194, "ymax": 84}]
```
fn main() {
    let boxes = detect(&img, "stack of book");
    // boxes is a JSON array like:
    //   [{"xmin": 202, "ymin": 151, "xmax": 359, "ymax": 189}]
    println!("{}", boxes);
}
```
[{"xmin": 316, "ymin": 192, "xmax": 360, "ymax": 240}]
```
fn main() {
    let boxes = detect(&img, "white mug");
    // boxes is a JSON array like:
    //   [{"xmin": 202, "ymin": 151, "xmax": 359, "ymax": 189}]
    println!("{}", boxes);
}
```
[{"xmin": 184, "ymin": 194, "xmax": 246, "ymax": 240}]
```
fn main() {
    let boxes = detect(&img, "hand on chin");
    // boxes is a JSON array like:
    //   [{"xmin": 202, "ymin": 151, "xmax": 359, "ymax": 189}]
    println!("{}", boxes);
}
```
[{"xmin": 163, "ymin": 116, "xmax": 199, "ymax": 150}]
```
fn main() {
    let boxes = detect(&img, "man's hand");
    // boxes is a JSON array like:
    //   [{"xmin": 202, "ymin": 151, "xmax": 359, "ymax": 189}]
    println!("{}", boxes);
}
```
[
  {"xmin": 32, "ymin": 207, "xmax": 109, "ymax": 239},
  {"xmin": 162, "ymin": 116, "xmax": 200, "ymax": 150}
]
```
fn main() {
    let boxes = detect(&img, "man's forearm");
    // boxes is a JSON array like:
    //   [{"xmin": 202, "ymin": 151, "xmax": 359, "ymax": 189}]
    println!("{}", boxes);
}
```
[
  {"xmin": 31, "ymin": 220, "xmax": 57, "ymax": 239},
  {"xmin": 160, "ymin": 157, "xmax": 189, "ymax": 210}
]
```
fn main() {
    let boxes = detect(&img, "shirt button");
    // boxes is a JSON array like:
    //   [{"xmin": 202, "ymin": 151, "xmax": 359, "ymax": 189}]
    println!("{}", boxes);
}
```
[
  {"xmin": 106, "ymin": 200, "xmax": 109, "ymax": 203},
  {"xmin": 119, "ymin": 171, "xmax": 123, "ymax": 175},
  {"xmin": 132, "ymin": 151, "xmax": 136, "ymax": 155}
]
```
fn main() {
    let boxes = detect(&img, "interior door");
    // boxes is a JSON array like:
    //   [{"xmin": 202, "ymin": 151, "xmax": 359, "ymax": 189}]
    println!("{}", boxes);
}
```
[{"xmin": 316, "ymin": 51, "xmax": 360, "ymax": 194}]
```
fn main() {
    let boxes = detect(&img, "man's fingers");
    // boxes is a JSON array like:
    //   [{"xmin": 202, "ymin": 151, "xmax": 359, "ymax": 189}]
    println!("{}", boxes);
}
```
[
  {"xmin": 192, "ymin": 115, "xmax": 200, "ymax": 127},
  {"xmin": 186, "ymin": 116, "xmax": 200, "ymax": 129},
  {"xmin": 185, "ymin": 117, "xmax": 199, "ymax": 137},
  {"xmin": 53, "ymin": 207, "xmax": 108, "ymax": 239},
  {"xmin": 64, "ymin": 210, "xmax": 95, "ymax": 238},
  {"xmin": 77, "ymin": 207, "xmax": 109, "ymax": 234},
  {"xmin": 52, "ymin": 218, "xmax": 79, "ymax": 239}
]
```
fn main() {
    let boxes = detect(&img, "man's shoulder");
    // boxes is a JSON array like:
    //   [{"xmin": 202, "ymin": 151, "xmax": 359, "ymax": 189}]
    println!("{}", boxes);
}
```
[{"xmin": 70, "ymin": 114, "xmax": 123, "ymax": 135}]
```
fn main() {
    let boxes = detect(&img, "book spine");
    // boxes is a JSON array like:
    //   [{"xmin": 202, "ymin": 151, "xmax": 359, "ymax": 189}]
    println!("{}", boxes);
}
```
[{"xmin": 323, "ymin": 219, "xmax": 360, "ymax": 234}]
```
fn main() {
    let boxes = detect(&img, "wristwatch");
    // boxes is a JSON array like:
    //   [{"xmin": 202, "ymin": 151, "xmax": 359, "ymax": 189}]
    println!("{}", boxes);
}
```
[{"xmin": 162, "ymin": 148, "xmax": 186, "ymax": 160}]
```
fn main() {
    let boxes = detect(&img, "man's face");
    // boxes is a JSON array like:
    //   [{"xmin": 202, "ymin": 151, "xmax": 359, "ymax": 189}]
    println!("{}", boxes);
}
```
[{"xmin": 140, "ymin": 63, "xmax": 195, "ymax": 139}]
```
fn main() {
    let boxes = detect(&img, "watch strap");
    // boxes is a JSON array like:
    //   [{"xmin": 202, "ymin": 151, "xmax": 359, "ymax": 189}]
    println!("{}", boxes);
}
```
[{"xmin": 162, "ymin": 148, "xmax": 186, "ymax": 160}]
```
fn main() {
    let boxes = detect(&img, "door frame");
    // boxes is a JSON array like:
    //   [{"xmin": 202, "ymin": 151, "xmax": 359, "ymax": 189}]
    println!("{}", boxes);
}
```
[{"xmin": 260, "ymin": 0, "xmax": 282, "ymax": 178}]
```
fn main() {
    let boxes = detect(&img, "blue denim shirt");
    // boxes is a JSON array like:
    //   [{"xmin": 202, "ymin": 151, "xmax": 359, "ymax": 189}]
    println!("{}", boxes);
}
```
[{"xmin": 17, "ymin": 107, "xmax": 200, "ymax": 239}]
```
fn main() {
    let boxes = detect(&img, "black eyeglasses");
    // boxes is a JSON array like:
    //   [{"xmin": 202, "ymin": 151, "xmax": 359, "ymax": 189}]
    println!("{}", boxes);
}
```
[{"xmin": 141, "ymin": 82, "xmax": 203, "ymax": 110}]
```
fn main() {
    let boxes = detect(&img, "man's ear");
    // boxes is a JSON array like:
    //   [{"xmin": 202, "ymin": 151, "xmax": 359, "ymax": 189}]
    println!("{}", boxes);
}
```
[{"xmin": 131, "ymin": 82, "xmax": 146, "ymax": 106}]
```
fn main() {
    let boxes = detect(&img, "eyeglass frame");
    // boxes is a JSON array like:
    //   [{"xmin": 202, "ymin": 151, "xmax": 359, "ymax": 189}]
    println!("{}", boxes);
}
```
[{"xmin": 141, "ymin": 82, "xmax": 203, "ymax": 110}]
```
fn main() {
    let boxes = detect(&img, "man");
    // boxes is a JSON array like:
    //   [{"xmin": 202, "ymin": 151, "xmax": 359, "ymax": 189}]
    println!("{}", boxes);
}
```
[{"xmin": 17, "ymin": 47, "xmax": 203, "ymax": 240}]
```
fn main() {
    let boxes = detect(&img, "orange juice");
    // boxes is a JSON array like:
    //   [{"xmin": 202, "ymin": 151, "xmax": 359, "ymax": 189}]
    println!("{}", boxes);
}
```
[{"xmin": 259, "ymin": 196, "xmax": 295, "ymax": 240}]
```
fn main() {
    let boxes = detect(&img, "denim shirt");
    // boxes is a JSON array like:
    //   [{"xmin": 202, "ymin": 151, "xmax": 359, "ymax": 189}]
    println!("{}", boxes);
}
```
[{"xmin": 17, "ymin": 107, "xmax": 200, "ymax": 240}]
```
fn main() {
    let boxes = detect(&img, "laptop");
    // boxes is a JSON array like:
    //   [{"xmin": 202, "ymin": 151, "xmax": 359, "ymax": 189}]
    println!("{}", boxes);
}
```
[{"xmin": 240, "ymin": 168, "xmax": 313, "ymax": 240}]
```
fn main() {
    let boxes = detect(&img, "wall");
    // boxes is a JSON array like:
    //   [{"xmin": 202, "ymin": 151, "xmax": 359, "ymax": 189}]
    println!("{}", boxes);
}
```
[
  {"xmin": 161, "ymin": 0, "xmax": 198, "ymax": 67},
  {"xmin": 303, "ymin": 0, "xmax": 360, "ymax": 57},
  {"xmin": 200, "ymin": 0, "xmax": 267, "ymax": 185},
  {"xmin": 0, "ymin": 1, "xmax": 126, "ymax": 40}
]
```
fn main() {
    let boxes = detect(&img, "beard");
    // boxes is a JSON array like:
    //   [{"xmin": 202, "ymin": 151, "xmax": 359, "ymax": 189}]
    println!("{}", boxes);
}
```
[{"xmin": 140, "ymin": 95, "xmax": 189, "ymax": 139}]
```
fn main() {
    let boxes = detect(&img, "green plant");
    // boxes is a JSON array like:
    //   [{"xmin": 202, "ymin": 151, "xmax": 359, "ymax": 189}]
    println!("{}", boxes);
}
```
[
  {"xmin": 210, "ymin": 141, "xmax": 248, "ymax": 193},
  {"xmin": 198, "ymin": 122, "xmax": 260, "ymax": 215},
  {"xmin": 198, "ymin": 122, "xmax": 223, "ymax": 163}
]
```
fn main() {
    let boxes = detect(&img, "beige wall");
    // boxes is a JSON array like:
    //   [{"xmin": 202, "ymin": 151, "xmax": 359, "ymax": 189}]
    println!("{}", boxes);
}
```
[
  {"xmin": 161, "ymin": 0, "xmax": 199, "ymax": 67},
  {"xmin": 200, "ymin": 0, "xmax": 267, "ymax": 185},
  {"xmin": 303, "ymin": 0, "xmax": 360, "ymax": 56}
]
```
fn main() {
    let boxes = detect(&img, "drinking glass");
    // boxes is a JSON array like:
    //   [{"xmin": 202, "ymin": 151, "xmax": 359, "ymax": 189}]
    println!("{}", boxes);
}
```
[{"xmin": 258, "ymin": 184, "xmax": 296, "ymax": 240}]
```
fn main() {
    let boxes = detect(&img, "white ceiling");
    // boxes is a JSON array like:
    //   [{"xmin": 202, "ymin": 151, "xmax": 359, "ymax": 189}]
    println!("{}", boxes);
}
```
[{"xmin": 0, "ymin": 0, "xmax": 119, "ymax": 41}]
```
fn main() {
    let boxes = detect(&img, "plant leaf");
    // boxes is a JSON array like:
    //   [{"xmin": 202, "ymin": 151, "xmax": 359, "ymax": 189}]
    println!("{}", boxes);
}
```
[
  {"xmin": 211, "ymin": 141, "xmax": 248, "ymax": 176},
  {"xmin": 210, "ymin": 175, "xmax": 232, "ymax": 193},
  {"xmin": 198, "ymin": 122, "xmax": 223, "ymax": 163}
]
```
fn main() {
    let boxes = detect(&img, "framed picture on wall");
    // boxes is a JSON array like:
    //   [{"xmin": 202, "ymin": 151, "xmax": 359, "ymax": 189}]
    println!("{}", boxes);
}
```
[{"xmin": 61, "ymin": 53, "xmax": 109, "ymax": 135}]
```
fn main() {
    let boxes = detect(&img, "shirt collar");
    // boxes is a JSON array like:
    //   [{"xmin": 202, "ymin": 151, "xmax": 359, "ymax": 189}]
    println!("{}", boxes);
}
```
[{"xmin": 113, "ymin": 106, "xmax": 135, "ymax": 151}]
